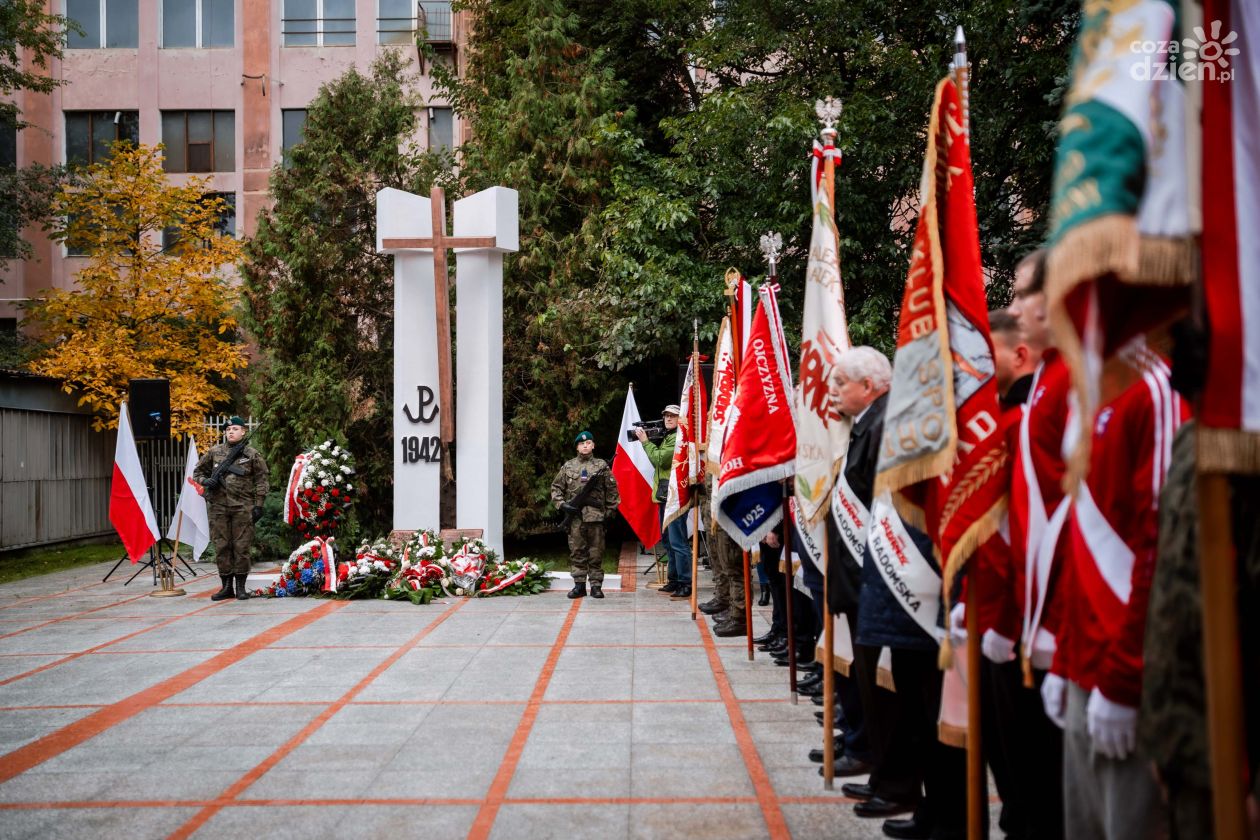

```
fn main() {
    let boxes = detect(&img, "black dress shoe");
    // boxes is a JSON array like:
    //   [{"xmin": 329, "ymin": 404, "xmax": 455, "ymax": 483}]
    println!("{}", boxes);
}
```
[
  {"xmin": 841, "ymin": 782, "xmax": 876, "ymax": 800},
  {"xmin": 818, "ymin": 755, "xmax": 871, "ymax": 777},
  {"xmin": 752, "ymin": 629, "xmax": 781, "ymax": 645},
  {"xmin": 660, "ymin": 581, "xmax": 679, "ymax": 593},
  {"xmin": 807, "ymin": 736, "xmax": 846, "ymax": 763},
  {"xmin": 699, "ymin": 598, "xmax": 728, "ymax": 615},
  {"xmin": 854, "ymin": 796, "xmax": 914, "ymax": 819},
  {"xmin": 881, "ymin": 816, "xmax": 933, "ymax": 840},
  {"xmin": 590, "ymin": 585, "xmax": 604, "ymax": 599}
]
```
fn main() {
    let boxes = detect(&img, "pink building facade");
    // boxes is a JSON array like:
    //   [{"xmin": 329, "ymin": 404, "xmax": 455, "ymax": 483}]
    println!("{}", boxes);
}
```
[{"xmin": 2, "ymin": 0, "xmax": 465, "ymax": 326}]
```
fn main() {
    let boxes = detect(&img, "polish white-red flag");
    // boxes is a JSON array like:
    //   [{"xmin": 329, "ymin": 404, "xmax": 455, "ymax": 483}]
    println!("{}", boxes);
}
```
[
  {"xmin": 110, "ymin": 402, "xmax": 160, "ymax": 562},
  {"xmin": 795, "ymin": 140, "xmax": 852, "ymax": 525},
  {"xmin": 706, "ymin": 317, "xmax": 737, "ymax": 474},
  {"xmin": 612, "ymin": 386, "xmax": 662, "ymax": 547},
  {"xmin": 714, "ymin": 284, "xmax": 797, "ymax": 548},
  {"xmin": 166, "ymin": 436, "xmax": 210, "ymax": 561},
  {"xmin": 1200, "ymin": 0, "xmax": 1259, "ymax": 473},
  {"xmin": 663, "ymin": 354, "xmax": 708, "ymax": 529}
]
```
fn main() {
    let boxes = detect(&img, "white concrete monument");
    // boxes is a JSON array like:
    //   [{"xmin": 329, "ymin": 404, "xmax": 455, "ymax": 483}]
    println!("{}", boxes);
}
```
[{"xmin": 376, "ymin": 185, "xmax": 519, "ymax": 556}]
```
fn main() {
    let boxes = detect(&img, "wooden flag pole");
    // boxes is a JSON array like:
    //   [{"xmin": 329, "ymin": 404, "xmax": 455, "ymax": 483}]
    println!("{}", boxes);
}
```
[
  {"xmin": 151, "ymin": 512, "xmax": 187, "ymax": 598},
  {"xmin": 690, "ymin": 320, "xmax": 702, "ymax": 622},
  {"xmin": 952, "ymin": 26, "xmax": 984, "ymax": 840},
  {"xmin": 1198, "ymin": 469, "xmax": 1248, "ymax": 840},
  {"xmin": 816, "ymin": 95, "xmax": 842, "ymax": 791}
]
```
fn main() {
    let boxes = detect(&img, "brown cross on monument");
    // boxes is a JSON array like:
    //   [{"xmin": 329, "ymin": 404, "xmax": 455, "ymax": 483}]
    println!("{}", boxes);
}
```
[{"xmin": 381, "ymin": 186, "xmax": 496, "ymax": 444}]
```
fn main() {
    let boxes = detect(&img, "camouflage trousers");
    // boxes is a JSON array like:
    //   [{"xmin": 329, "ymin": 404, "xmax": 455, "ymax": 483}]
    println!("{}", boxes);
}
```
[
  {"xmin": 568, "ymin": 521, "xmax": 605, "ymax": 585},
  {"xmin": 710, "ymin": 526, "xmax": 745, "ymax": 622},
  {"xmin": 209, "ymin": 507, "xmax": 254, "ymax": 576}
]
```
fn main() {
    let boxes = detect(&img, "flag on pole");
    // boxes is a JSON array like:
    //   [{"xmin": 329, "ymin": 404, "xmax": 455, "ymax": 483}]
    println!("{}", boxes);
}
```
[
  {"xmin": 166, "ymin": 436, "xmax": 211, "ymax": 561},
  {"xmin": 730, "ymin": 273, "xmax": 753, "ymax": 356},
  {"xmin": 713, "ymin": 284, "xmax": 797, "ymax": 548},
  {"xmin": 1044, "ymin": 0, "xmax": 1196, "ymax": 483},
  {"xmin": 794, "ymin": 139, "xmax": 852, "ymax": 525},
  {"xmin": 872, "ymin": 77, "xmax": 1008, "ymax": 623},
  {"xmin": 662, "ymin": 353, "xmax": 708, "ymax": 529},
  {"xmin": 1199, "ymin": 0, "xmax": 1259, "ymax": 473},
  {"xmin": 706, "ymin": 317, "xmax": 737, "ymax": 475},
  {"xmin": 110, "ymin": 402, "xmax": 160, "ymax": 562},
  {"xmin": 612, "ymin": 386, "xmax": 662, "ymax": 548}
]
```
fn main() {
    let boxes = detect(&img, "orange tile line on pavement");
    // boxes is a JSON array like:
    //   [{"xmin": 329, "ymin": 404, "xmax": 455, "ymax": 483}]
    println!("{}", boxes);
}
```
[
  {"xmin": 0, "ymin": 600, "xmax": 346, "ymax": 785},
  {"xmin": 617, "ymin": 541, "xmax": 639, "ymax": 592},
  {"xmin": 164, "ymin": 597, "xmax": 469, "ymax": 840},
  {"xmin": 0, "ymin": 696, "xmax": 791, "ymax": 713},
  {"xmin": 696, "ymin": 613, "xmax": 792, "ymax": 840},
  {"xmin": 0, "ymin": 592, "xmax": 176, "ymax": 642},
  {"xmin": 0, "ymin": 602, "xmax": 224, "ymax": 687},
  {"xmin": 465, "ymin": 597, "xmax": 583, "ymax": 840},
  {"xmin": 0, "ymin": 579, "xmax": 107, "ymax": 610}
]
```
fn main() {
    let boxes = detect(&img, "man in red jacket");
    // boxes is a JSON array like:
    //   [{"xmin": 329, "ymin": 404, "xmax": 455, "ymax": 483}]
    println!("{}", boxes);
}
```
[
  {"xmin": 1045, "ymin": 343, "xmax": 1188, "ymax": 839},
  {"xmin": 1000, "ymin": 250, "xmax": 1069, "ymax": 839}
]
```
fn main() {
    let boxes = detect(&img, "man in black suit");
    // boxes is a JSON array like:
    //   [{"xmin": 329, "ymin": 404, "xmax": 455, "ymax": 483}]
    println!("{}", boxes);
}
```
[{"xmin": 813, "ymin": 347, "xmax": 891, "ymax": 780}]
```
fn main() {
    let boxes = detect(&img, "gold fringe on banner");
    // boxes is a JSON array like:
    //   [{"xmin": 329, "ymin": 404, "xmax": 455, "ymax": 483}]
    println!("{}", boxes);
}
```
[
  {"xmin": 938, "ymin": 722, "xmax": 968, "ymax": 749},
  {"xmin": 1197, "ymin": 428, "xmax": 1260, "ymax": 475}
]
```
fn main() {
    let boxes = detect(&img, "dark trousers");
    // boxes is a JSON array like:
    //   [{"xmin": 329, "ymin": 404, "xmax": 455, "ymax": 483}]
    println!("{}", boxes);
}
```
[
  {"xmin": 824, "ymin": 610, "xmax": 870, "ymax": 762},
  {"xmin": 760, "ymin": 552, "xmax": 814, "ymax": 649},
  {"xmin": 851, "ymin": 632, "xmax": 905, "ymax": 801},
  {"xmin": 981, "ymin": 661, "xmax": 1063, "ymax": 840},
  {"xmin": 881, "ymin": 647, "xmax": 970, "ymax": 839}
]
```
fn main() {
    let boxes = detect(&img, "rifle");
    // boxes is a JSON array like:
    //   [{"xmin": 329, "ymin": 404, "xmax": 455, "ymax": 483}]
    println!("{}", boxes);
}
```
[
  {"xmin": 559, "ymin": 466, "xmax": 609, "ymax": 529},
  {"xmin": 201, "ymin": 436, "xmax": 251, "ymax": 495}
]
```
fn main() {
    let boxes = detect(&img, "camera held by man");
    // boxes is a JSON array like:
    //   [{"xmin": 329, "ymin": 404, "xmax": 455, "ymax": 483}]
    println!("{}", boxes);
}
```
[{"xmin": 625, "ymin": 418, "xmax": 668, "ymax": 444}]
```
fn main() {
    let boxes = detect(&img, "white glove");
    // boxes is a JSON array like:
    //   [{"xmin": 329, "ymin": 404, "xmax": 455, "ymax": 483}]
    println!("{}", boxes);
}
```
[
  {"xmin": 981, "ymin": 629, "xmax": 1016, "ymax": 664},
  {"xmin": 948, "ymin": 602, "xmax": 967, "ymax": 647},
  {"xmin": 1086, "ymin": 687, "xmax": 1138, "ymax": 760},
  {"xmin": 1040, "ymin": 673, "xmax": 1067, "ymax": 730}
]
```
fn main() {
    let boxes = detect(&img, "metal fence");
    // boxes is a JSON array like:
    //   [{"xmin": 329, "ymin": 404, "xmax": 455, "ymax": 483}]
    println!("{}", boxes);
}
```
[{"xmin": 0, "ymin": 413, "xmax": 256, "ymax": 552}]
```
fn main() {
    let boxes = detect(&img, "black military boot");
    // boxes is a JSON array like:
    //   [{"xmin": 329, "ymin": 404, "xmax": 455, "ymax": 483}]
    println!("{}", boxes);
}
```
[
  {"xmin": 713, "ymin": 617, "xmax": 747, "ymax": 637},
  {"xmin": 568, "ymin": 582, "xmax": 587, "ymax": 599},
  {"xmin": 699, "ymin": 598, "xmax": 728, "ymax": 615},
  {"xmin": 211, "ymin": 576, "xmax": 234, "ymax": 601},
  {"xmin": 590, "ymin": 584, "xmax": 604, "ymax": 599},
  {"xmin": 234, "ymin": 574, "xmax": 251, "ymax": 600}
]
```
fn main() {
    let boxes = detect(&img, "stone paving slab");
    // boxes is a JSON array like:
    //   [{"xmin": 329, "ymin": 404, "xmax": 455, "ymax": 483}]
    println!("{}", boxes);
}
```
[{"xmin": 0, "ymin": 553, "xmax": 991, "ymax": 839}]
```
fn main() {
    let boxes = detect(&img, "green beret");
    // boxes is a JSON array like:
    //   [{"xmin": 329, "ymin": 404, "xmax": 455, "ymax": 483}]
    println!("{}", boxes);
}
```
[
  {"xmin": 574, "ymin": 431, "xmax": 593, "ymax": 444},
  {"xmin": 227, "ymin": 416, "xmax": 247, "ymax": 428}
]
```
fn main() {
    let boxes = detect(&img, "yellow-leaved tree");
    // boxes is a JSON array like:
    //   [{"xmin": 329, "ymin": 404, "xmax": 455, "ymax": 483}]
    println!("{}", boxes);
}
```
[{"xmin": 25, "ymin": 143, "xmax": 246, "ymax": 436}]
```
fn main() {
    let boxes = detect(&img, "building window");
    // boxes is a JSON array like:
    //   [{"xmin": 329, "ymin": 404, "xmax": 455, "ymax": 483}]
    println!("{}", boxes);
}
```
[
  {"xmin": 161, "ymin": 111, "xmax": 234, "ymax": 172},
  {"xmin": 65, "ymin": 111, "xmax": 140, "ymax": 166},
  {"xmin": 1, "ymin": 116, "xmax": 15, "ymax": 258},
  {"xmin": 282, "ymin": 0, "xmax": 354, "ymax": 46},
  {"xmin": 376, "ymin": 0, "xmax": 412, "ymax": 44},
  {"xmin": 428, "ymin": 107, "xmax": 452, "ymax": 152},
  {"xmin": 163, "ymin": 192, "xmax": 236, "ymax": 250},
  {"xmin": 281, "ymin": 109, "xmax": 307, "ymax": 164},
  {"xmin": 67, "ymin": 0, "xmax": 139, "ymax": 48},
  {"xmin": 162, "ymin": 0, "xmax": 234, "ymax": 48}
]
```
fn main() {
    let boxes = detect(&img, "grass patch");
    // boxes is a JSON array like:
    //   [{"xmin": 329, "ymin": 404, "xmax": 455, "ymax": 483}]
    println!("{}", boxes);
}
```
[{"xmin": 0, "ymin": 540, "xmax": 127, "ymax": 585}]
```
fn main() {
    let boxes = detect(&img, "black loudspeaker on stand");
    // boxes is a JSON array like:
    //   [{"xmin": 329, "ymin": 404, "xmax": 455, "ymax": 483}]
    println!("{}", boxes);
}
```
[{"xmin": 102, "ymin": 380, "xmax": 194, "ymax": 588}]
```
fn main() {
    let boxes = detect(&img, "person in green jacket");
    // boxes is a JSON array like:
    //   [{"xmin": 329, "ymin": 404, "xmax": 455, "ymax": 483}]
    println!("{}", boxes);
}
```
[{"xmin": 635, "ymin": 404, "xmax": 692, "ymax": 598}]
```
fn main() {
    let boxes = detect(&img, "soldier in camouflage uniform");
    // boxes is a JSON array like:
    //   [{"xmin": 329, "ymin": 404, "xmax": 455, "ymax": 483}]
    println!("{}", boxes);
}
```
[
  {"xmin": 709, "ymin": 524, "xmax": 747, "ymax": 636},
  {"xmin": 194, "ymin": 416, "xmax": 269, "ymax": 601},
  {"xmin": 551, "ymin": 431, "xmax": 620, "ymax": 600},
  {"xmin": 1141, "ymin": 420, "xmax": 1260, "ymax": 839}
]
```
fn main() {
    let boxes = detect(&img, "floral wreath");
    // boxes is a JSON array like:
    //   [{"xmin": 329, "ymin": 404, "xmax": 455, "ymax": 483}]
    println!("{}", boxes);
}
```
[{"xmin": 284, "ymin": 441, "xmax": 356, "ymax": 538}]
